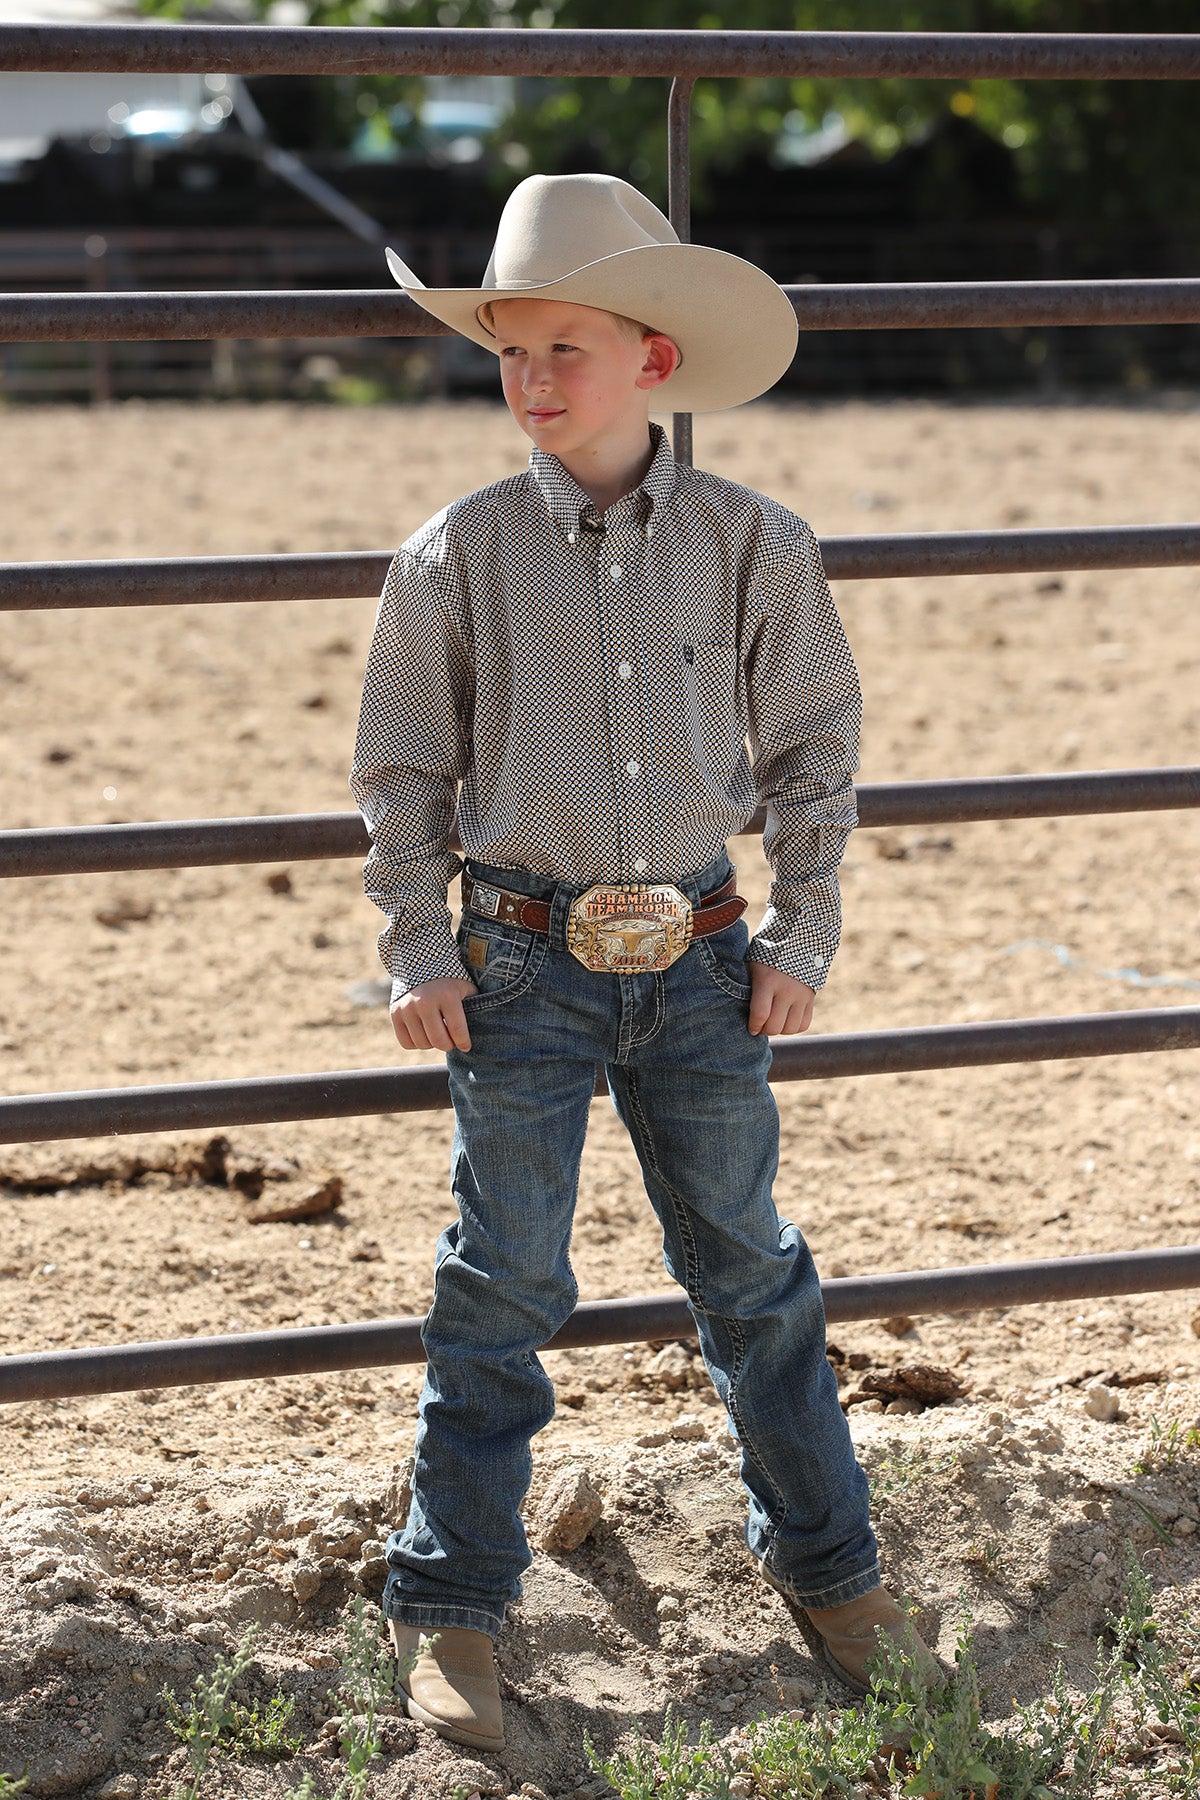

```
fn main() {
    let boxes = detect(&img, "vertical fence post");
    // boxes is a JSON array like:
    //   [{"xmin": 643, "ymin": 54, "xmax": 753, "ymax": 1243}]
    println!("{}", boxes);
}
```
[
  {"xmin": 667, "ymin": 76, "xmax": 695, "ymax": 468},
  {"xmin": 84, "ymin": 234, "xmax": 112, "ymax": 406}
]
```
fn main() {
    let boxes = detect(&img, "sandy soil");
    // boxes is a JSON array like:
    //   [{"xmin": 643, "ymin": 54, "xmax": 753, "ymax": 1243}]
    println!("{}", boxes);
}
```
[{"xmin": 1, "ymin": 394, "xmax": 1198, "ymax": 1797}]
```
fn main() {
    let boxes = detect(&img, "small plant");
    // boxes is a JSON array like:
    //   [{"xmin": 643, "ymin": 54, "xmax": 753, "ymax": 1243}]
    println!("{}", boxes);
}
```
[
  {"xmin": 867, "ymin": 1441, "xmax": 955, "ymax": 1502},
  {"xmin": 963, "ymin": 1537, "xmax": 1006, "ymax": 1580},
  {"xmin": 281, "ymin": 1599, "xmax": 401, "ymax": 1800},
  {"xmin": 222, "ymin": 1688, "xmax": 302, "ymax": 1759},
  {"xmin": 735, "ymin": 1696, "xmax": 890, "ymax": 1797},
  {"xmin": 586, "ymin": 1708, "xmax": 735, "ymax": 1800},
  {"xmin": 0, "ymin": 1773, "xmax": 30, "ymax": 1798},
  {"xmin": 162, "ymin": 1622, "xmax": 262, "ymax": 1800},
  {"xmin": 1104, "ymin": 1545, "xmax": 1200, "ymax": 1796},
  {"xmin": 1131, "ymin": 1414, "xmax": 1200, "ymax": 1477}
]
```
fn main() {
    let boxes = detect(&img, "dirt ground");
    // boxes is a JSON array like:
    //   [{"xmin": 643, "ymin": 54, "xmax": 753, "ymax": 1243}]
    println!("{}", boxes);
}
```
[{"xmin": 1, "ymin": 393, "xmax": 1198, "ymax": 1797}]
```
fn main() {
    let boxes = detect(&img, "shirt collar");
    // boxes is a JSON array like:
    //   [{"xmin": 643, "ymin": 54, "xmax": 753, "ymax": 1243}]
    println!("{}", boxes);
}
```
[{"xmin": 529, "ymin": 420, "xmax": 678, "ymax": 538}]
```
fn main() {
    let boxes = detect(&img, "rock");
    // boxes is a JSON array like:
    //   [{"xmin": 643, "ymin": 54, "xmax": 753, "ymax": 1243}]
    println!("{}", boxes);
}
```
[
  {"xmin": 656, "ymin": 1594, "xmax": 682, "ymax": 1619},
  {"xmin": 1084, "ymin": 1384, "xmax": 1121, "ymax": 1422},
  {"xmin": 881, "ymin": 1315, "xmax": 915, "ymax": 1338},
  {"xmin": 242, "ymin": 1173, "xmax": 343, "ymax": 1225},
  {"xmin": 884, "ymin": 1397, "xmax": 922, "ymax": 1416},
  {"xmin": 774, "ymin": 1674, "xmax": 816, "ymax": 1704},
  {"xmin": 536, "ymin": 1467, "xmax": 604, "ymax": 1553},
  {"xmin": 670, "ymin": 1414, "xmax": 707, "ymax": 1441},
  {"xmin": 645, "ymin": 1342, "xmax": 695, "ymax": 1390},
  {"xmin": 292, "ymin": 1562, "xmax": 325, "ymax": 1603},
  {"xmin": 380, "ymin": 1458, "xmax": 415, "ymax": 1528},
  {"xmin": 856, "ymin": 1363, "xmax": 969, "ymax": 1408},
  {"xmin": 97, "ymin": 1779, "xmax": 139, "ymax": 1800}
]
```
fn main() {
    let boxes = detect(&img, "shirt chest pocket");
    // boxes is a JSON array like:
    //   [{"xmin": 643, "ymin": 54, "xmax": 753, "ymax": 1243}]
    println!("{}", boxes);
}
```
[{"xmin": 678, "ymin": 636, "xmax": 742, "ymax": 778}]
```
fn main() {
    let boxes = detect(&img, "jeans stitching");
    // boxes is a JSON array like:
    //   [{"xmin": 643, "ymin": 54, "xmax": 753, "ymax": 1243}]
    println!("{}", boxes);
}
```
[
  {"xmin": 695, "ymin": 935, "xmax": 753, "ymax": 1001},
  {"xmin": 626, "ymin": 972, "xmax": 665, "ymax": 1050},
  {"xmin": 461, "ymin": 931, "xmax": 548, "ymax": 1014}
]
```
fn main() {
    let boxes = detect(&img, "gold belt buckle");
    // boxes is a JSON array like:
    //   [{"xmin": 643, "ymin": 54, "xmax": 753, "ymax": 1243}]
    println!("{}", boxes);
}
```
[{"xmin": 566, "ymin": 883, "xmax": 694, "ymax": 974}]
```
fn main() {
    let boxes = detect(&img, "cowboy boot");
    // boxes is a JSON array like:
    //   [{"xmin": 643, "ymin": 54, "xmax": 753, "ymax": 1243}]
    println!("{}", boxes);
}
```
[
  {"xmin": 761, "ymin": 1567, "xmax": 944, "ymax": 1698},
  {"xmin": 388, "ymin": 1621, "xmax": 506, "ymax": 1752}
]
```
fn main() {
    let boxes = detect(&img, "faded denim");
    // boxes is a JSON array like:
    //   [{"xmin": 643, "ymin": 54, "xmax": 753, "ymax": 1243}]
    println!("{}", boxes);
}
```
[{"xmin": 382, "ymin": 851, "xmax": 879, "ymax": 1639}]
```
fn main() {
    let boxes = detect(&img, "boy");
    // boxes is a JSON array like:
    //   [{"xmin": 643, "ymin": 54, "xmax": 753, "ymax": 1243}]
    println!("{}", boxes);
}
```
[{"xmin": 350, "ymin": 172, "xmax": 939, "ymax": 1754}]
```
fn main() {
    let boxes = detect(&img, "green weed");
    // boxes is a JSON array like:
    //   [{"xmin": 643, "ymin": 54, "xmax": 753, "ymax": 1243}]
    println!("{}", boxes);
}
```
[
  {"xmin": 1103, "ymin": 1545, "xmax": 1200, "ymax": 1796},
  {"xmin": 1130, "ymin": 1414, "xmax": 1200, "ymax": 1477},
  {"xmin": 0, "ymin": 1773, "xmax": 30, "ymax": 1798},
  {"xmin": 586, "ymin": 1709, "xmax": 736, "ymax": 1799},
  {"xmin": 162, "ymin": 1622, "xmax": 262, "ymax": 1799},
  {"xmin": 867, "ymin": 1441, "xmax": 956, "ymax": 1502},
  {"xmin": 280, "ymin": 1598, "xmax": 408, "ymax": 1800},
  {"xmin": 963, "ymin": 1537, "xmax": 1006, "ymax": 1580}
]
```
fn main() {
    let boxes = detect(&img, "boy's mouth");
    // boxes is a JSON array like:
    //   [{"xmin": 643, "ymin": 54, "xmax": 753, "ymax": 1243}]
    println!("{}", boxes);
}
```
[{"xmin": 527, "ymin": 408, "xmax": 565, "ymax": 422}]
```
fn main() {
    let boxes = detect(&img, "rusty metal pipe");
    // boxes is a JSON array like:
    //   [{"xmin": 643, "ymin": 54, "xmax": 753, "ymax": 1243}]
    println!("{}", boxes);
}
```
[
  {"xmin": 4, "ymin": 1244, "xmax": 1200, "ymax": 1403},
  {"xmin": 2, "ymin": 280, "xmax": 1199, "ymax": 342},
  {"xmin": 1, "ymin": 1008, "xmax": 1197, "ymax": 1146},
  {"xmin": 1, "ymin": 26, "xmax": 1198, "ymax": 80},
  {"xmin": 1, "ymin": 769, "xmax": 1196, "ymax": 879},
  {"xmin": 2, "ymin": 523, "xmax": 1198, "ymax": 613}
]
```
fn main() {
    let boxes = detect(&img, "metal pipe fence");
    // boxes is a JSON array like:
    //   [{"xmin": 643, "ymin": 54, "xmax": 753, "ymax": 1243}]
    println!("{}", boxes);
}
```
[
  {"xmin": 5, "ymin": 279, "xmax": 1200, "ymax": 342},
  {"xmin": 3, "ymin": 770, "xmax": 1199, "ymax": 880},
  {"xmin": 3, "ymin": 526, "xmax": 1199, "ymax": 611},
  {"xmin": 3, "ymin": 25, "xmax": 1199, "ymax": 80},
  {"xmin": 5, "ymin": 1245, "xmax": 1200, "ymax": 1406},
  {"xmin": 1, "ymin": 23, "xmax": 1198, "ymax": 1404},
  {"xmin": 3, "ymin": 1009, "xmax": 1198, "ymax": 1147}
]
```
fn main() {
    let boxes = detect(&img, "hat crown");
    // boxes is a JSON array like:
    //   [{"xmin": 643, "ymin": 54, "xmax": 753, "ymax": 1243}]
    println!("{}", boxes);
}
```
[{"xmin": 483, "ymin": 172, "xmax": 680, "ymax": 290}]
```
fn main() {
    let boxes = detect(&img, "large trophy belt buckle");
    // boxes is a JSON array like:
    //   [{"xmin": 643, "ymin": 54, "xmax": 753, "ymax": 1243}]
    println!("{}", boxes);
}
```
[{"xmin": 566, "ymin": 883, "xmax": 694, "ymax": 974}]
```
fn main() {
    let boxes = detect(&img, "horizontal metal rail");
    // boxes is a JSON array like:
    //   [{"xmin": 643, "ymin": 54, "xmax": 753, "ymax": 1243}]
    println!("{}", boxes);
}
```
[
  {"xmin": 2, "ymin": 1009, "xmax": 1197, "ymax": 1146},
  {"xmin": 3, "ymin": 526, "xmax": 1199, "ymax": 613},
  {"xmin": 3, "ymin": 771, "xmax": 1196, "ymax": 880},
  {"xmin": 3, "ymin": 280, "xmax": 1199, "ymax": 343},
  {"xmin": 4, "ymin": 1244, "xmax": 1200, "ymax": 1404},
  {"xmin": 2, "ymin": 26, "xmax": 1198, "ymax": 81}
]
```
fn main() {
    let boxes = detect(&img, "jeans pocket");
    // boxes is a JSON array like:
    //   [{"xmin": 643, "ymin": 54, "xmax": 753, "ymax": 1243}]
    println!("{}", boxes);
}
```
[
  {"xmin": 695, "ymin": 917, "xmax": 754, "ymax": 1002},
  {"xmin": 457, "ymin": 916, "xmax": 547, "ymax": 1013}
]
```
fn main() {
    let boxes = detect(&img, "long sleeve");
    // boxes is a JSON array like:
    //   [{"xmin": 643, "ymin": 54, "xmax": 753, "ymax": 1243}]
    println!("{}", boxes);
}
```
[
  {"xmin": 744, "ymin": 520, "xmax": 862, "ymax": 990},
  {"xmin": 348, "ymin": 546, "xmax": 475, "ymax": 999}
]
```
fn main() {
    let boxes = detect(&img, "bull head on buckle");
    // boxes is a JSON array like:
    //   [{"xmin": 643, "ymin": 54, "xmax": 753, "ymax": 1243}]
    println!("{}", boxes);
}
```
[{"xmin": 566, "ymin": 884, "xmax": 693, "ymax": 974}]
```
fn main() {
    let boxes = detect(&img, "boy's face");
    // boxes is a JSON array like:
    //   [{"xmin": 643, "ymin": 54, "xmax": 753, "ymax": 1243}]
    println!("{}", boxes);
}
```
[{"xmin": 489, "ymin": 297, "xmax": 677, "ymax": 462}]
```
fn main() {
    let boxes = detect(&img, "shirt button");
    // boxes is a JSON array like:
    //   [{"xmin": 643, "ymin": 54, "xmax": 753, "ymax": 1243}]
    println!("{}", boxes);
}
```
[
  {"xmin": 645, "ymin": 520, "xmax": 654, "ymax": 538},
  {"xmin": 633, "ymin": 857, "xmax": 648, "ymax": 875},
  {"xmin": 617, "ymin": 661, "xmax": 633, "ymax": 681},
  {"xmin": 567, "ymin": 532, "xmax": 576, "ymax": 544},
  {"xmin": 610, "ymin": 564, "xmax": 622, "ymax": 581},
  {"xmin": 626, "ymin": 758, "xmax": 640, "ymax": 777}
]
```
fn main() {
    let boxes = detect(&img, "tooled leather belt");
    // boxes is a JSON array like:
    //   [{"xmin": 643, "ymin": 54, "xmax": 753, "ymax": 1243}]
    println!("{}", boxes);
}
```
[{"xmin": 461, "ymin": 870, "xmax": 747, "ymax": 974}]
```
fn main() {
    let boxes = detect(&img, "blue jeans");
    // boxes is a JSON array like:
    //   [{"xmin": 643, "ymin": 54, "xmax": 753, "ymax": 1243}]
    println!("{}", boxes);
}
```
[{"xmin": 382, "ymin": 851, "xmax": 879, "ymax": 1639}]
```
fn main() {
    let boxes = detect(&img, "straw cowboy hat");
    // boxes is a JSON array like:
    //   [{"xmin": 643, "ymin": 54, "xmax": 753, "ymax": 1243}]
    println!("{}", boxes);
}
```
[{"xmin": 385, "ymin": 172, "xmax": 798, "ymax": 413}]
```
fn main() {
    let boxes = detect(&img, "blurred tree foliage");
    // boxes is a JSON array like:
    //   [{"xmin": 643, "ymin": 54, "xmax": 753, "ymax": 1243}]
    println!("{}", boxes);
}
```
[{"xmin": 141, "ymin": 0, "xmax": 1197, "ymax": 228}]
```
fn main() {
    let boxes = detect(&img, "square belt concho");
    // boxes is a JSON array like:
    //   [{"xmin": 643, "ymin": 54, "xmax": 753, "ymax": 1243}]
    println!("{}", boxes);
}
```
[{"xmin": 462, "ymin": 873, "xmax": 747, "ymax": 975}]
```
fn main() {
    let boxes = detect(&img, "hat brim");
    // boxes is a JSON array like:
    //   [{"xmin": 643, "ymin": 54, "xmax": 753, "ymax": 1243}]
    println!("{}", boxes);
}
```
[{"xmin": 385, "ymin": 242, "xmax": 797, "ymax": 414}]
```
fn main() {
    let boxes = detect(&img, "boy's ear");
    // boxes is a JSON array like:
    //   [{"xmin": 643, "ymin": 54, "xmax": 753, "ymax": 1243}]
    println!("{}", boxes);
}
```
[{"xmin": 636, "ymin": 332, "xmax": 682, "ymax": 390}]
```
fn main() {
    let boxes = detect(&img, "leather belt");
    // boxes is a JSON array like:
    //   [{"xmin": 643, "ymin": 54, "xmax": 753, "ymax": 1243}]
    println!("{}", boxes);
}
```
[{"xmin": 462, "ymin": 870, "xmax": 746, "ymax": 966}]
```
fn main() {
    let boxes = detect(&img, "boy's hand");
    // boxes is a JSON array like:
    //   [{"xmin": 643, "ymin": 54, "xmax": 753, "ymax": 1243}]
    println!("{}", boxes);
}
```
[
  {"xmin": 747, "ymin": 963, "xmax": 816, "ymax": 1037},
  {"xmin": 390, "ymin": 977, "xmax": 477, "ymax": 1053}
]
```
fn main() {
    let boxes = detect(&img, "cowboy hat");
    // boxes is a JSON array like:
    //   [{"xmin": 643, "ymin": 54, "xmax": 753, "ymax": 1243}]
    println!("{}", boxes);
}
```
[{"xmin": 385, "ymin": 172, "xmax": 798, "ymax": 413}]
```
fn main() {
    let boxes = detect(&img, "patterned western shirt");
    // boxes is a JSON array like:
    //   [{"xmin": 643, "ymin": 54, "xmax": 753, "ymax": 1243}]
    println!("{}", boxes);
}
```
[{"xmin": 350, "ymin": 421, "xmax": 862, "ymax": 1000}]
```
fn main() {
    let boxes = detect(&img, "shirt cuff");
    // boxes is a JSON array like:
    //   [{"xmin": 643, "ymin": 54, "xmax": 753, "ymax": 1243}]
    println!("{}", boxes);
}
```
[
  {"xmin": 747, "ymin": 901, "xmax": 838, "ymax": 991},
  {"xmin": 384, "ymin": 924, "xmax": 470, "ymax": 1001}
]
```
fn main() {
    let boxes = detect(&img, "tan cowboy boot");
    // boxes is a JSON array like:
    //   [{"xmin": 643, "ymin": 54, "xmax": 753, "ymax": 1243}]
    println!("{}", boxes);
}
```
[
  {"xmin": 389, "ymin": 1621, "xmax": 506, "ymax": 1752},
  {"xmin": 761, "ymin": 1567, "xmax": 944, "ymax": 1698}
]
